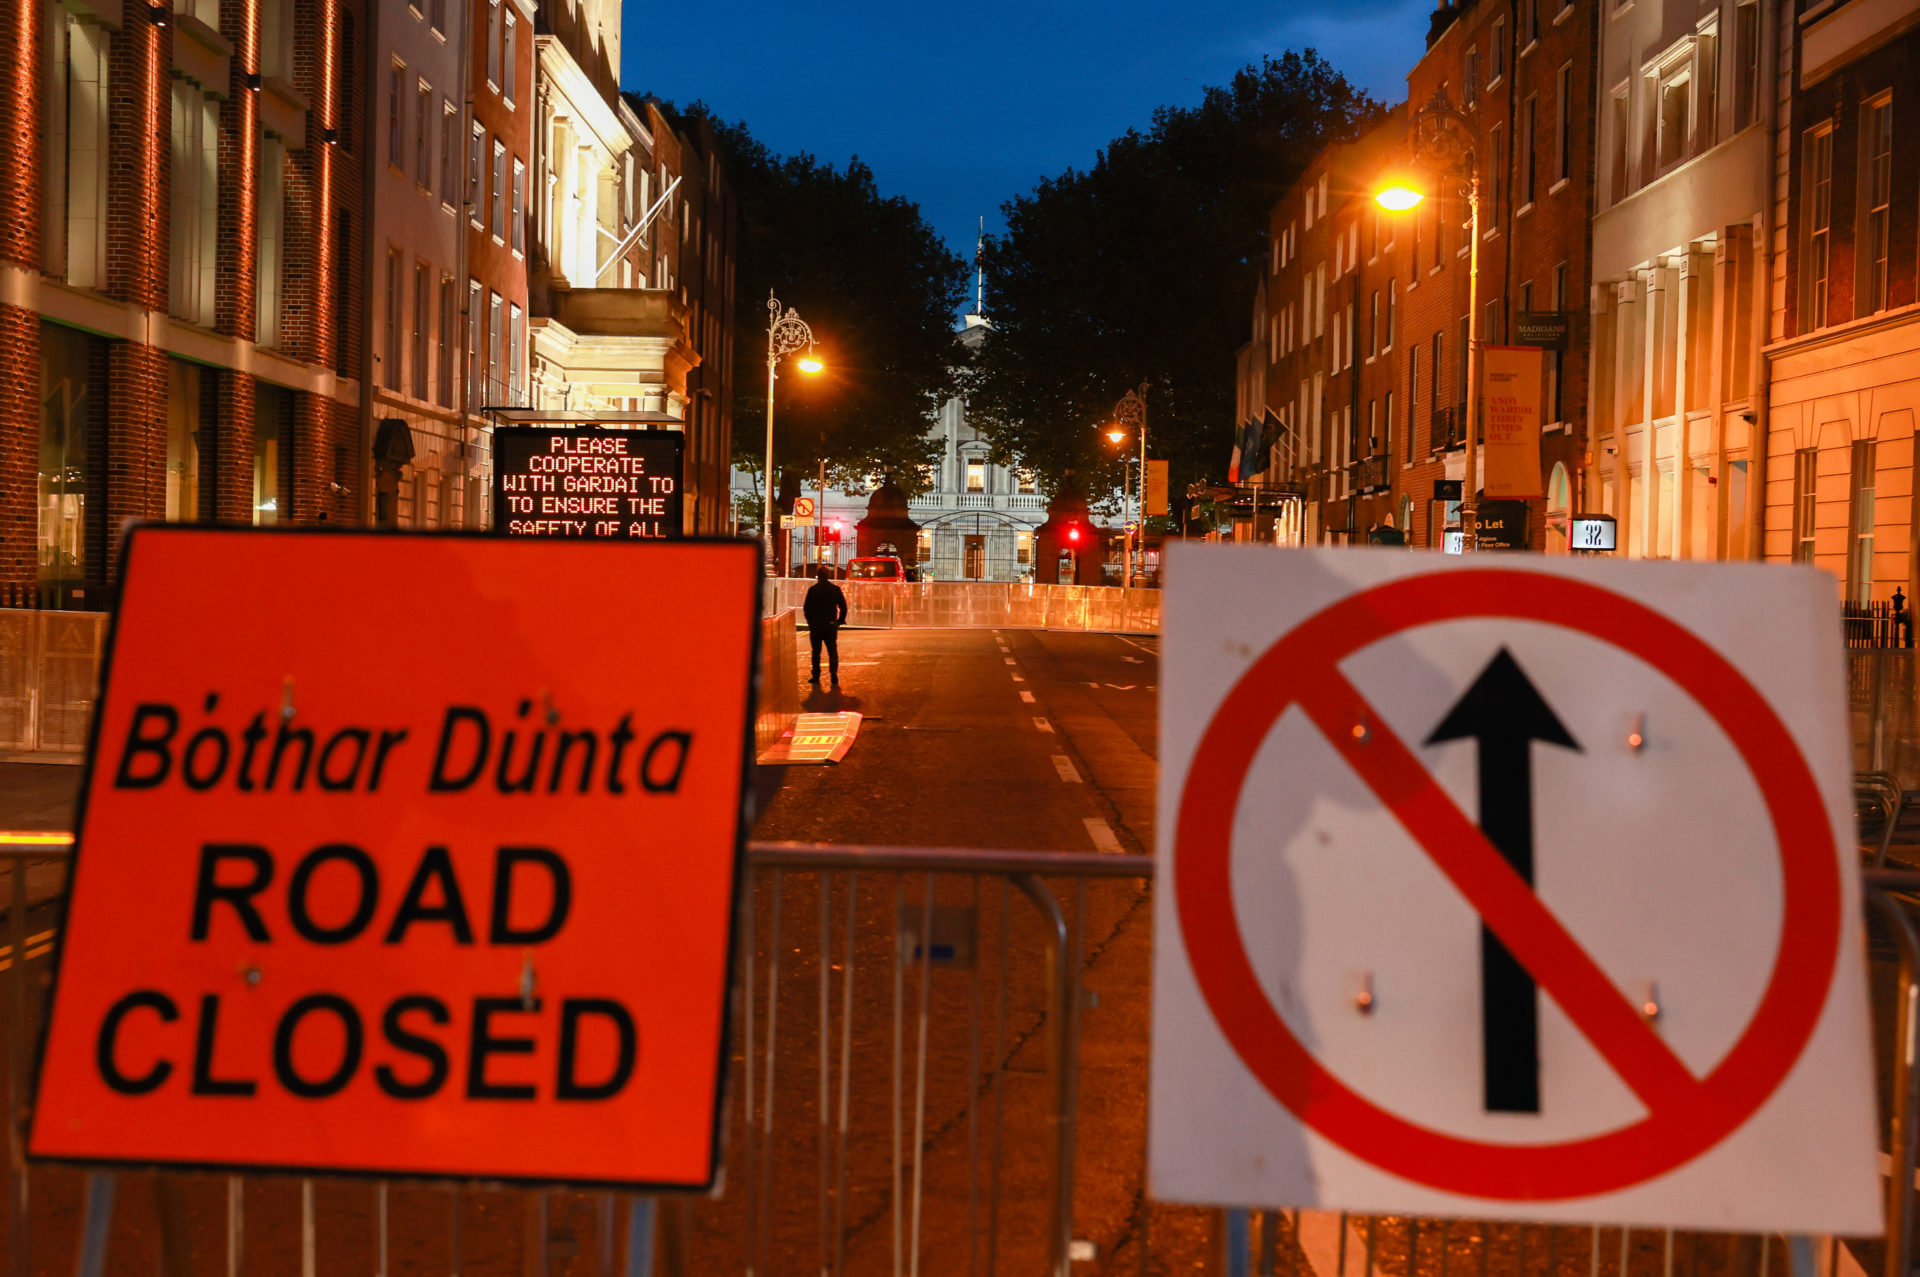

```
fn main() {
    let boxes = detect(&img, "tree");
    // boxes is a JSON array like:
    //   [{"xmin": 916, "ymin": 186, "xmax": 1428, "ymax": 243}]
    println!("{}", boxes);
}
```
[
  {"xmin": 679, "ymin": 107, "xmax": 970, "ymax": 507},
  {"xmin": 972, "ymin": 51, "xmax": 1386, "ymax": 514}
]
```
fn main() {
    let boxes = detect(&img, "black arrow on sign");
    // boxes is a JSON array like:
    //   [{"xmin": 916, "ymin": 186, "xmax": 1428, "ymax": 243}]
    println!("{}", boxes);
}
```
[{"xmin": 1426, "ymin": 647, "xmax": 1581, "ymax": 1115}]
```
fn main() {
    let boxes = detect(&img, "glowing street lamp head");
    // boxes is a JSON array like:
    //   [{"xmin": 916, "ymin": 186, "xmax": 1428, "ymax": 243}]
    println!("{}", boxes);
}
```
[
  {"xmin": 1106, "ymin": 427, "xmax": 1127, "ymax": 445},
  {"xmin": 796, "ymin": 355, "xmax": 825, "ymax": 375},
  {"xmin": 1375, "ymin": 177, "xmax": 1425, "ymax": 212}
]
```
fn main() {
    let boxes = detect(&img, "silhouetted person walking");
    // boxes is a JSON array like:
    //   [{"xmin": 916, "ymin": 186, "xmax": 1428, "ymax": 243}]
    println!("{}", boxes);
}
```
[{"xmin": 804, "ymin": 566, "xmax": 848, "ymax": 687}]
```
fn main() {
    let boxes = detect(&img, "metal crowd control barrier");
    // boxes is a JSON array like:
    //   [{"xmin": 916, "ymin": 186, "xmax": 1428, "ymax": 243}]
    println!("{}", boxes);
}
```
[
  {"xmin": 757, "ymin": 610, "xmax": 802, "ymax": 757},
  {"xmin": 9, "ymin": 837, "xmax": 1920, "ymax": 1277},
  {"xmin": 0, "ymin": 610, "xmax": 107, "ymax": 756},
  {"xmin": 764, "ymin": 579, "xmax": 1162, "ymax": 634}
]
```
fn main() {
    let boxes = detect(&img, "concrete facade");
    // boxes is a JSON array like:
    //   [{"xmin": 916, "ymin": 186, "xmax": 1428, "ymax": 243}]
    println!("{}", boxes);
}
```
[{"xmin": 1588, "ymin": 0, "xmax": 1773, "ymax": 563}]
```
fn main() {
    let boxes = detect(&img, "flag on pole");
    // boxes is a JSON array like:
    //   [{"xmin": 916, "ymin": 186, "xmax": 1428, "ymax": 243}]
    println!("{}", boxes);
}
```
[
  {"xmin": 1240, "ymin": 418, "xmax": 1266, "ymax": 481},
  {"xmin": 1229, "ymin": 422, "xmax": 1246, "ymax": 484}
]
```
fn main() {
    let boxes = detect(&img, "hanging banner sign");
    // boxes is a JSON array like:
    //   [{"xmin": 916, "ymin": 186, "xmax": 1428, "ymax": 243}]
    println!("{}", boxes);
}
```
[
  {"xmin": 1481, "ymin": 347, "xmax": 1544, "ymax": 500},
  {"xmin": 1146, "ymin": 460, "xmax": 1171, "ymax": 517},
  {"xmin": 493, "ymin": 426, "xmax": 684, "ymax": 539},
  {"xmin": 30, "ymin": 527, "xmax": 761, "ymax": 1190}
]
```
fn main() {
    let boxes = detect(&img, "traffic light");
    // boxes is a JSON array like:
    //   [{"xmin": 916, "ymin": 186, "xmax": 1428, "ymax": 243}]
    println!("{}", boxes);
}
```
[{"xmin": 1066, "ymin": 524, "xmax": 1083, "ymax": 545}]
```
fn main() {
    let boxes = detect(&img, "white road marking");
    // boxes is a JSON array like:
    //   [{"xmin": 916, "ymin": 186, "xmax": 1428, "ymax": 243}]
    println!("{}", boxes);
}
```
[
  {"xmin": 1083, "ymin": 817, "xmax": 1123, "ymax": 853},
  {"xmin": 1118, "ymin": 635, "xmax": 1158, "ymax": 654},
  {"xmin": 1052, "ymin": 755, "xmax": 1083, "ymax": 783},
  {"xmin": 1107, "ymin": 684, "xmax": 1137, "ymax": 691},
  {"xmin": 1004, "ymin": 657, "xmax": 1017, "ymax": 665},
  {"xmin": 1020, "ymin": 690, "xmax": 1036, "ymax": 703},
  {"xmin": 1085, "ymin": 682, "xmax": 1100, "ymax": 690},
  {"xmin": 1033, "ymin": 717, "xmax": 1054, "ymax": 733},
  {"xmin": 1012, "ymin": 674, "xmax": 1025, "ymax": 683}
]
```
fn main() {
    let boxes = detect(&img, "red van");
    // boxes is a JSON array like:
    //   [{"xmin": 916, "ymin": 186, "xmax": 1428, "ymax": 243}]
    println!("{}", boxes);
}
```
[{"xmin": 845, "ymin": 556, "xmax": 907, "ymax": 583}]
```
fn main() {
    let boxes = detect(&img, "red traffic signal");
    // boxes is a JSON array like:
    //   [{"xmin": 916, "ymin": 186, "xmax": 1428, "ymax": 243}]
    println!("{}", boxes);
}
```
[{"xmin": 1066, "ymin": 525, "xmax": 1082, "ymax": 544}]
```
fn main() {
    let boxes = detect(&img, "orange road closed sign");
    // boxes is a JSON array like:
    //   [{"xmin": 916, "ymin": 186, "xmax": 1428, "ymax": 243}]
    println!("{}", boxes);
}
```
[{"xmin": 30, "ymin": 527, "xmax": 761, "ymax": 1190}]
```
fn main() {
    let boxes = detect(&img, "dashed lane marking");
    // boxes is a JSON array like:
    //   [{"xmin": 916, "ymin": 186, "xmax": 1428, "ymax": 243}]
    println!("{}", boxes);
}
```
[
  {"xmin": 1012, "ymin": 674, "xmax": 1025, "ymax": 683},
  {"xmin": 1083, "ymin": 817, "xmax": 1123, "ymax": 854},
  {"xmin": 1004, "ymin": 657, "xmax": 1017, "ymax": 666},
  {"xmin": 1033, "ymin": 717, "xmax": 1054, "ymax": 733},
  {"xmin": 1052, "ymin": 755, "xmax": 1083, "ymax": 783},
  {"xmin": 1020, "ymin": 690, "xmax": 1036, "ymax": 703}
]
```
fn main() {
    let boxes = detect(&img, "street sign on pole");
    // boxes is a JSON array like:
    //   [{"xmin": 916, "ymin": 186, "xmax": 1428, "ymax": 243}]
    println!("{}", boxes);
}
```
[
  {"xmin": 31, "ymin": 527, "xmax": 761, "ymax": 1191},
  {"xmin": 1151, "ymin": 545, "xmax": 1879, "ymax": 1233},
  {"xmin": 791, "ymin": 497, "xmax": 816, "ymax": 520}
]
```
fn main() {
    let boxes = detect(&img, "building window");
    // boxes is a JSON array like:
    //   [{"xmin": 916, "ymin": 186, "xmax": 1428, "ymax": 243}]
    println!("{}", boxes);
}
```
[
  {"xmin": 1556, "ymin": 64, "xmax": 1573, "ymax": 183},
  {"xmin": 1521, "ymin": 0, "xmax": 1538, "ymax": 47},
  {"xmin": 508, "ymin": 303, "xmax": 524, "ymax": 405},
  {"xmin": 337, "ymin": 14, "xmax": 355, "ymax": 155},
  {"xmin": 1696, "ymin": 31, "xmax": 1718, "ymax": 151},
  {"xmin": 1657, "ymin": 71, "xmax": 1690, "ymax": 169},
  {"xmin": 428, "ymin": 0, "xmax": 444, "ymax": 33},
  {"xmin": 1609, "ymin": 87, "xmax": 1630, "ymax": 201},
  {"xmin": 1384, "ymin": 283, "xmax": 1395, "ymax": 351},
  {"xmin": 467, "ymin": 279, "xmax": 484, "ymax": 410},
  {"xmin": 1465, "ymin": 45, "xmax": 1478, "ymax": 104},
  {"xmin": 168, "ymin": 81, "xmax": 219, "ymax": 327},
  {"xmin": 489, "ymin": 291, "xmax": 505, "ymax": 403},
  {"xmin": 1734, "ymin": 2, "xmax": 1760, "ymax": 130},
  {"xmin": 1487, "ymin": 123, "xmax": 1504, "ymax": 216},
  {"xmin": 254, "ymin": 383, "xmax": 289, "ymax": 526},
  {"xmin": 415, "ymin": 82, "xmax": 432, "ymax": 188},
  {"xmin": 256, "ymin": 136, "xmax": 286, "ymax": 348},
  {"xmin": 1848, "ymin": 440, "xmax": 1877, "ymax": 602},
  {"xmin": 1490, "ymin": 18, "xmax": 1507, "ymax": 81},
  {"xmin": 492, "ymin": 140, "xmax": 507, "ymax": 242},
  {"xmin": 441, "ymin": 105, "xmax": 458, "ymax": 206},
  {"xmin": 388, "ymin": 61, "xmax": 405, "ymax": 170},
  {"xmin": 468, "ymin": 125, "xmax": 485, "ymax": 226},
  {"xmin": 1803, "ymin": 124, "xmax": 1834, "ymax": 331},
  {"xmin": 502, "ymin": 11, "xmax": 517, "ymax": 106},
  {"xmin": 43, "ymin": 7, "xmax": 112, "ymax": 290},
  {"xmin": 38, "ymin": 322, "xmax": 95, "ymax": 605},
  {"xmin": 385, "ymin": 249, "xmax": 403, "ymax": 388},
  {"xmin": 413, "ymin": 261, "xmax": 430, "ymax": 401},
  {"xmin": 259, "ymin": 0, "xmax": 293, "ymax": 80},
  {"xmin": 1016, "ymin": 531, "xmax": 1033, "ymax": 566},
  {"xmin": 165, "ymin": 359, "xmax": 203, "ymax": 522},
  {"xmin": 512, "ymin": 159, "xmax": 526, "ymax": 255},
  {"xmin": 1519, "ymin": 96, "xmax": 1537, "ymax": 206},
  {"xmin": 1369, "ymin": 290, "xmax": 1379, "ymax": 358},
  {"xmin": 1407, "ymin": 344, "xmax": 1420, "ymax": 461},
  {"xmin": 486, "ymin": 0, "xmax": 501, "ymax": 89},
  {"xmin": 1018, "ymin": 470, "xmax": 1037, "ymax": 494},
  {"xmin": 966, "ymin": 460, "xmax": 986, "ymax": 493},
  {"xmin": 1791, "ymin": 447, "xmax": 1817, "ymax": 562},
  {"xmin": 438, "ymin": 277, "xmax": 456, "ymax": 408},
  {"xmin": 1862, "ymin": 95, "xmax": 1893, "ymax": 315}
]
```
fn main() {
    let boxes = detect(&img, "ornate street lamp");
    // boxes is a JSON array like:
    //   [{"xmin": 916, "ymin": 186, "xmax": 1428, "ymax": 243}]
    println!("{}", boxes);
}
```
[
  {"xmin": 1376, "ymin": 87, "xmax": 1483, "ymax": 550},
  {"xmin": 764, "ymin": 291, "xmax": 822, "ymax": 575}
]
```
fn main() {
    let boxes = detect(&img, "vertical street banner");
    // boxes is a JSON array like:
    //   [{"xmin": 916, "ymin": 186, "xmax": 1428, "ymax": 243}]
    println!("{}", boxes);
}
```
[
  {"xmin": 1481, "ymin": 346, "xmax": 1544, "ymax": 499},
  {"xmin": 30, "ymin": 527, "xmax": 761, "ymax": 1190},
  {"xmin": 1145, "ymin": 460, "xmax": 1171, "ymax": 517},
  {"xmin": 1151, "ymin": 545, "xmax": 1880, "ymax": 1233}
]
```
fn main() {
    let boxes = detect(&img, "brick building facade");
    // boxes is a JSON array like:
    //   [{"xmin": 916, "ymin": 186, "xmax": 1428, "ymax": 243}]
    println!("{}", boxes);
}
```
[
  {"xmin": 1761, "ymin": 0, "xmax": 1920, "ymax": 603},
  {"xmin": 15, "ymin": 0, "xmax": 366, "ymax": 608},
  {"xmin": 1238, "ymin": 0, "xmax": 1600, "ymax": 555}
]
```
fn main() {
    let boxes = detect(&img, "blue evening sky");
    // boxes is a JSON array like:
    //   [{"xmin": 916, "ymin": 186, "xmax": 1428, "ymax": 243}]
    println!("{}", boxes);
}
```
[{"xmin": 623, "ymin": 0, "xmax": 1430, "ymax": 269}]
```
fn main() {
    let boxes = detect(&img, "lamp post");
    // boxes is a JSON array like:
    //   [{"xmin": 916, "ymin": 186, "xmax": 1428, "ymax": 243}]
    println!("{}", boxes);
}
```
[
  {"xmin": 1376, "ymin": 87, "xmax": 1482, "ymax": 552},
  {"xmin": 763, "ymin": 291, "xmax": 822, "ymax": 576},
  {"xmin": 1112, "ymin": 385, "xmax": 1148, "ymax": 584}
]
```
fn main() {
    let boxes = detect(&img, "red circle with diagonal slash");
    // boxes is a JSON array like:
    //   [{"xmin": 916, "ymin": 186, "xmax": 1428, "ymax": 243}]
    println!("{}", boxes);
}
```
[{"xmin": 1175, "ymin": 568, "xmax": 1842, "ymax": 1200}]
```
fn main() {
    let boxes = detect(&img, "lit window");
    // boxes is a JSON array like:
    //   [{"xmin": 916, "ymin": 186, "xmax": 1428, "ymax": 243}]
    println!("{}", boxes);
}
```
[
  {"xmin": 1803, "ymin": 125, "xmax": 1833, "ymax": 331},
  {"xmin": 1863, "ymin": 96, "xmax": 1893, "ymax": 315},
  {"xmin": 966, "ymin": 461, "xmax": 986, "ymax": 493}
]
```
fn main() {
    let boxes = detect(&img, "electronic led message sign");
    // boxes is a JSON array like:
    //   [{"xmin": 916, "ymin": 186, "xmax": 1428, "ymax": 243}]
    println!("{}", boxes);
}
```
[{"xmin": 493, "ymin": 426, "xmax": 684, "ymax": 539}]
